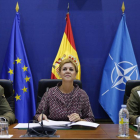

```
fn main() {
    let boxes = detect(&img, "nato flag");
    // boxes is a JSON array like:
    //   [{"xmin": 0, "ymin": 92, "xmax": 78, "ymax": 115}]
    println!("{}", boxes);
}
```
[
  {"xmin": 1, "ymin": 12, "xmax": 36, "ymax": 123},
  {"xmin": 99, "ymin": 13, "xmax": 140, "ymax": 124}
]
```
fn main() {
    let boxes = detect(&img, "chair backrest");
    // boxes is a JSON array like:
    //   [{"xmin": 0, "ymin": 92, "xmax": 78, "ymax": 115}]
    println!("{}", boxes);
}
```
[
  {"xmin": 37, "ymin": 79, "xmax": 82, "ymax": 108},
  {"xmin": 124, "ymin": 80, "xmax": 140, "ymax": 104},
  {"xmin": 0, "ymin": 79, "xmax": 14, "ymax": 112}
]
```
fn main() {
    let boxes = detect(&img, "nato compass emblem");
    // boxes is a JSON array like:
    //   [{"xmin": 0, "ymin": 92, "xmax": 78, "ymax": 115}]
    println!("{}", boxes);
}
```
[
  {"xmin": 102, "ymin": 54, "xmax": 139, "ymax": 96},
  {"xmin": 110, "ymin": 54, "xmax": 138, "ymax": 91}
]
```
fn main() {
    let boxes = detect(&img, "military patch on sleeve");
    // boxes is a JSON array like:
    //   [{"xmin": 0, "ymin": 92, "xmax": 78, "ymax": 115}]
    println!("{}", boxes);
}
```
[
  {"xmin": 137, "ymin": 91, "xmax": 140, "ymax": 97},
  {"xmin": 2, "ymin": 94, "xmax": 5, "ymax": 98}
]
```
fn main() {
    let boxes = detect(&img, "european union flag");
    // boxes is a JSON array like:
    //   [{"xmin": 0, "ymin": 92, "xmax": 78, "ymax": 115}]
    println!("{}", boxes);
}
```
[
  {"xmin": 99, "ymin": 13, "xmax": 140, "ymax": 124},
  {"xmin": 1, "ymin": 12, "xmax": 36, "ymax": 123}
]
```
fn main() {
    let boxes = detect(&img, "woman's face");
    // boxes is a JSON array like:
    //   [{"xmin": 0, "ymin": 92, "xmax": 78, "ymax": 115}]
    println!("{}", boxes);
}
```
[{"xmin": 59, "ymin": 62, "xmax": 77, "ymax": 82}]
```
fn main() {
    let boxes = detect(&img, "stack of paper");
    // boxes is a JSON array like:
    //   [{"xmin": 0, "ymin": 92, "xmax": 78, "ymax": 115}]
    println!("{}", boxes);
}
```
[{"xmin": 14, "ymin": 120, "xmax": 100, "ymax": 129}]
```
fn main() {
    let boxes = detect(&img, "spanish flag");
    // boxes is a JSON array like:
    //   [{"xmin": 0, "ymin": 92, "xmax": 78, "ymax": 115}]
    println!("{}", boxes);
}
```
[{"xmin": 51, "ymin": 13, "xmax": 81, "ymax": 80}]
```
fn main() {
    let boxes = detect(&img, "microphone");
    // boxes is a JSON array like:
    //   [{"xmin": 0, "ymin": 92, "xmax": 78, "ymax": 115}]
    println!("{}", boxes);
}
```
[
  {"xmin": 41, "ymin": 110, "xmax": 43, "ymax": 127},
  {"xmin": 41, "ymin": 87, "xmax": 49, "ymax": 127},
  {"xmin": 27, "ymin": 87, "xmax": 57, "ymax": 137}
]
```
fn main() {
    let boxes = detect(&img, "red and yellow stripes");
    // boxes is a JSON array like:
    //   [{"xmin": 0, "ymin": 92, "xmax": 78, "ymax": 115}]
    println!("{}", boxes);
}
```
[{"xmin": 51, "ymin": 13, "xmax": 81, "ymax": 80}]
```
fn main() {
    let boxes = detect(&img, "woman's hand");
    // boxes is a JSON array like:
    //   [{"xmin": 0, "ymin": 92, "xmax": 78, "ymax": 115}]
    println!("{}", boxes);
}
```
[
  {"xmin": 68, "ymin": 113, "xmax": 81, "ymax": 122},
  {"xmin": 38, "ymin": 114, "xmax": 48, "ymax": 122}
]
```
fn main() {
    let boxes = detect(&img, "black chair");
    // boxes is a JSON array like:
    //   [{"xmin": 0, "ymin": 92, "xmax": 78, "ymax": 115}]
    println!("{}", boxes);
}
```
[
  {"xmin": 37, "ymin": 79, "xmax": 82, "ymax": 108},
  {"xmin": 0, "ymin": 79, "xmax": 14, "ymax": 112},
  {"xmin": 123, "ymin": 80, "xmax": 140, "ymax": 104}
]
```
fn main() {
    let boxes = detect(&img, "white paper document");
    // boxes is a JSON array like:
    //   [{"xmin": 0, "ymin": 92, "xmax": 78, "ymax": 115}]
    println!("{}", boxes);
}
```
[
  {"xmin": 14, "ymin": 120, "xmax": 99, "ymax": 129},
  {"xmin": 134, "ymin": 125, "xmax": 138, "ymax": 127},
  {"xmin": 134, "ymin": 134, "xmax": 140, "ymax": 139},
  {"xmin": 0, "ymin": 135, "xmax": 13, "ymax": 138},
  {"xmin": 42, "ymin": 120, "xmax": 99, "ymax": 128},
  {"xmin": 68, "ymin": 121, "xmax": 99, "ymax": 128},
  {"xmin": 42, "ymin": 120, "xmax": 70, "ymax": 126},
  {"xmin": 14, "ymin": 123, "xmax": 41, "ymax": 129}
]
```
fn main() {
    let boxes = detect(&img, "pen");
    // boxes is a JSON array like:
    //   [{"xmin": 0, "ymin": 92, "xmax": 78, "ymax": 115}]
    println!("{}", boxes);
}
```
[{"xmin": 66, "ymin": 122, "xmax": 74, "ymax": 127}]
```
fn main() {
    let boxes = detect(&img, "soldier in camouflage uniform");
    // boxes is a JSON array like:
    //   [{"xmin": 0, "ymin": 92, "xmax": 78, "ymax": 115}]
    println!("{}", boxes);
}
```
[
  {"xmin": 0, "ymin": 85, "xmax": 15, "ymax": 124},
  {"xmin": 127, "ymin": 86, "xmax": 140, "ymax": 125}
]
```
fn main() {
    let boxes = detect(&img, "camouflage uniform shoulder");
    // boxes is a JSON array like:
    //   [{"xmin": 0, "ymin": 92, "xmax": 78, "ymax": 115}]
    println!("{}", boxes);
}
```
[
  {"xmin": 0, "ymin": 85, "xmax": 5, "ymax": 98},
  {"xmin": 131, "ymin": 85, "xmax": 140, "ymax": 94},
  {"xmin": 131, "ymin": 86, "xmax": 140, "ymax": 98}
]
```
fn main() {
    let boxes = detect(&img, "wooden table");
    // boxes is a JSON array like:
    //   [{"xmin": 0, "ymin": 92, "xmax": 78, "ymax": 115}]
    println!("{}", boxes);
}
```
[{"xmin": 7, "ymin": 123, "xmax": 137, "ymax": 140}]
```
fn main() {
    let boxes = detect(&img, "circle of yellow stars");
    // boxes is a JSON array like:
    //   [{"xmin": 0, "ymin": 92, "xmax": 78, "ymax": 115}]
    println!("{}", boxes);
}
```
[{"xmin": 8, "ymin": 57, "xmax": 31, "ymax": 101}]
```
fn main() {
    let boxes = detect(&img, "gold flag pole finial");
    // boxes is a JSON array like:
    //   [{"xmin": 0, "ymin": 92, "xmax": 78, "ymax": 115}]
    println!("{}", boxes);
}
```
[
  {"xmin": 67, "ymin": 3, "xmax": 69, "ymax": 13},
  {"xmin": 121, "ymin": 2, "xmax": 125, "ymax": 13},
  {"xmin": 15, "ymin": 2, "xmax": 19, "ymax": 12}
]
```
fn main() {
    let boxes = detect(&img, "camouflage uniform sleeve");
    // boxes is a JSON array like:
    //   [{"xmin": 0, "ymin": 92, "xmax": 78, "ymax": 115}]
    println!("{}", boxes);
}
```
[
  {"xmin": 0, "ymin": 86, "xmax": 15, "ymax": 125},
  {"xmin": 127, "ymin": 86, "xmax": 140, "ymax": 125}
]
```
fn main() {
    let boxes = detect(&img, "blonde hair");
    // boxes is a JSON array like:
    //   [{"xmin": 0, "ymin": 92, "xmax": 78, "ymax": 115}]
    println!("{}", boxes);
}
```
[{"xmin": 59, "ymin": 58, "xmax": 78, "ymax": 73}]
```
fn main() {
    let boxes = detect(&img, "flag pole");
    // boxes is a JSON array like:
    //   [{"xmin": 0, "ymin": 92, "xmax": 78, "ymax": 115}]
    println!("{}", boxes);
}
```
[{"xmin": 67, "ymin": 3, "xmax": 69, "ymax": 14}]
